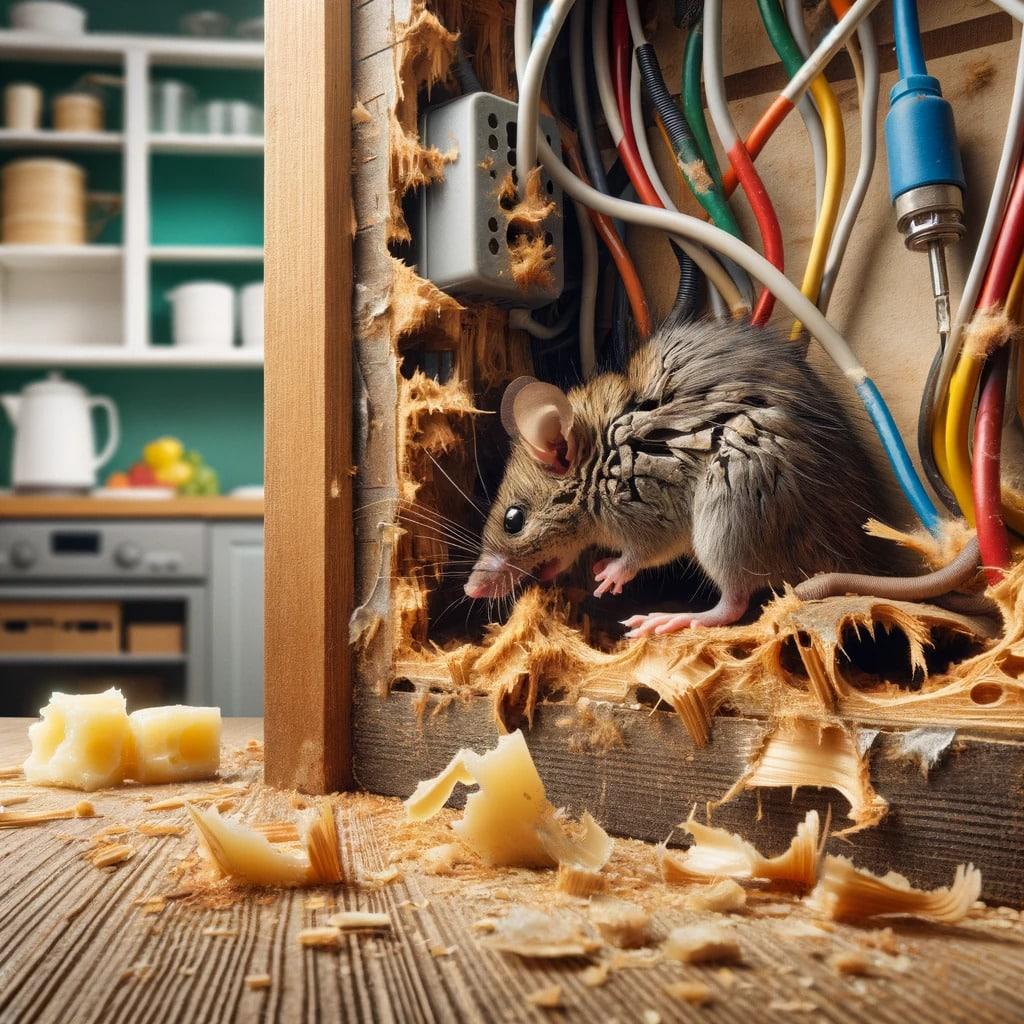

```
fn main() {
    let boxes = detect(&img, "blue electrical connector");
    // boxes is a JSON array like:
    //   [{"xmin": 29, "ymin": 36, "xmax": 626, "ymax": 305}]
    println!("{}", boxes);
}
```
[{"xmin": 885, "ymin": 0, "xmax": 966, "ymax": 338}]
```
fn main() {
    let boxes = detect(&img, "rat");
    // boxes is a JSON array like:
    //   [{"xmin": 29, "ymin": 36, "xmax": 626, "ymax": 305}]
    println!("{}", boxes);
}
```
[{"xmin": 463, "ymin": 310, "xmax": 896, "ymax": 636}]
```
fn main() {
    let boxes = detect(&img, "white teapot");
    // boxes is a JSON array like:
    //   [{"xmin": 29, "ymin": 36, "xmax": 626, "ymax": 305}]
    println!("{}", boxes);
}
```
[{"xmin": 1, "ymin": 372, "xmax": 119, "ymax": 492}]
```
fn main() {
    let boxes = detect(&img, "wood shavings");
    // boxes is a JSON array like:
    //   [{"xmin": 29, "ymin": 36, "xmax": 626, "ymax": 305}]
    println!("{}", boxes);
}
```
[
  {"xmin": 661, "ymin": 809, "xmax": 822, "ymax": 890},
  {"xmin": 405, "ymin": 730, "xmax": 613, "ymax": 871},
  {"xmin": 187, "ymin": 798, "xmax": 343, "ymax": 887},
  {"xmin": 769, "ymin": 999, "xmax": 817, "ymax": 1013},
  {"xmin": 298, "ymin": 927, "xmax": 343, "ymax": 949},
  {"xmin": 581, "ymin": 963, "xmax": 610, "ymax": 987},
  {"xmin": 588, "ymin": 898, "xmax": 652, "ymax": 949},
  {"xmin": 684, "ymin": 879, "xmax": 748, "ymax": 914},
  {"xmin": 137, "ymin": 896, "xmax": 166, "ymax": 916},
  {"xmin": 429, "ymin": 943, "xmax": 456, "ymax": 957},
  {"xmin": 253, "ymin": 821, "xmax": 301, "ymax": 844},
  {"xmin": 0, "ymin": 765, "xmax": 22, "ymax": 779},
  {"xmin": 244, "ymin": 974, "xmax": 272, "ymax": 990},
  {"xmin": 556, "ymin": 862, "xmax": 607, "ymax": 897},
  {"xmin": 663, "ymin": 924, "xmax": 742, "ymax": 965},
  {"xmin": 807, "ymin": 856, "xmax": 981, "ymax": 923},
  {"xmin": 202, "ymin": 926, "xmax": 238, "ymax": 938},
  {"xmin": 665, "ymin": 981, "xmax": 714, "ymax": 1005},
  {"xmin": 90, "ymin": 843, "xmax": 134, "ymax": 868},
  {"xmin": 487, "ymin": 907, "xmax": 601, "ymax": 958},
  {"xmin": 830, "ymin": 951, "xmax": 871, "ymax": 976},
  {"xmin": 0, "ymin": 799, "xmax": 95, "ymax": 828},
  {"xmin": 326, "ymin": 912, "xmax": 391, "ymax": 931},
  {"xmin": 0, "ymin": 794, "xmax": 29, "ymax": 809},
  {"xmin": 351, "ymin": 100, "xmax": 372, "ymax": 125},
  {"xmin": 421, "ymin": 842, "xmax": 469, "ymax": 875},
  {"xmin": 719, "ymin": 721, "xmax": 886, "ymax": 834},
  {"xmin": 526, "ymin": 984, "xmax": 562, "ymax": 1009},
  {"xmin": 138, "ymin": 820, "xmax": 185, "ymax": 837},
  {"xmin": 361, "ymin": 865, "xmax": 402, "ymax": 886},
  {"xmin": 146, "ymin": 785, "xmax": 247, "ymax": 812}
]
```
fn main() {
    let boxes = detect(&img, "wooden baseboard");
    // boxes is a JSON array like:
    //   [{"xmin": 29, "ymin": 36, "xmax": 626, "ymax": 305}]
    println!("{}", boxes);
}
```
[{"xmin": 354, "ymin": 688, "xmax": 1024, "ymax": 907}]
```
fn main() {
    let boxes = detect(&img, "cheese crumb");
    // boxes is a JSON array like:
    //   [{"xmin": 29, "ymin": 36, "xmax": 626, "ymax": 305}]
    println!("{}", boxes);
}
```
[
  {"xmin": 589, "ymin": 898, "xmax": 651, "ymax": 949},
  {"xmin": 126, "ymin": 705, "xmax": 221, "ymax": 784},
  {"xmin": 830, "ymin": 951, "xmax": 871, "ymax": 976},
  {"xmin": 298, "ymin": 927, "xmax": 341, "ymax": 948}
]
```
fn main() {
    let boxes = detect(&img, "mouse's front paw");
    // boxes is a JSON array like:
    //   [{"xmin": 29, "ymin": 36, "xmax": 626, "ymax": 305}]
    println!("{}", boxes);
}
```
[{"xmin": 592, "ymin": 556, "xmax": 637, "ymax": 597}]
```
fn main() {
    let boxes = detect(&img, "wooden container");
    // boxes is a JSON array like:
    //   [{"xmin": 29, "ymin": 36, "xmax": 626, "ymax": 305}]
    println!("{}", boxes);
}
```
[
  {"xmin": 0, "ymin": 601, "xmax": 121, "ymax": 654},
  {"xmin": 1, "ymin": 157, "xmax": 86, "ymax": 244},
  {"xmin": 53, "ymin": 91, "xmax": 104, "ymax": 132},
  {"xmin": 126, "ymin": 623, "xmax": 183, "ymax": 655}
]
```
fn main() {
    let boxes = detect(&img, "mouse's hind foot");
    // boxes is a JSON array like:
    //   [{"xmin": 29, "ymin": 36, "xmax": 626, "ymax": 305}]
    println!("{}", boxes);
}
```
[{"xmin": 622, "ymin": 592, "xmax": 749, "ymax": 637}]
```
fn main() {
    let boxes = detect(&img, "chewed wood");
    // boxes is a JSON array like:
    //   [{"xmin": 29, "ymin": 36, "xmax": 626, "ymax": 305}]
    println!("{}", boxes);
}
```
[
  {"xmin": 353, "ymin": 690, "xmax": 1024, "ymax": 908},
  {"xmin": 1, "ymin": 719, "xmax": 1023, "ymax": 1024}
]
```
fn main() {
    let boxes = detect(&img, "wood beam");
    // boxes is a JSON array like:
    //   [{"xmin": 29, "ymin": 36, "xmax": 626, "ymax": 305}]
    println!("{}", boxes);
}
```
[{"xmin": 264, "ymin": 0, "xmax": 353, "ymax": 792}]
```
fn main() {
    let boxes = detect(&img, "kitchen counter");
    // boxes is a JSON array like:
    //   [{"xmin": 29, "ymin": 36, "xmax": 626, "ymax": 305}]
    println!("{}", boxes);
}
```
[
  {"xmin": 1, "ymin": 717, "xmax": 1022, "ymax": 1023},
  {"xmin": 0, "ymin": 496, "xmax": 263, "ymax": 519}
]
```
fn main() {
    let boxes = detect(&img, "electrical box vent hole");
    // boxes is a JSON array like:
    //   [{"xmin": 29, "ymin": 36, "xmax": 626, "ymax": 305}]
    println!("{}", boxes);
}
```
[
  {"xmin": 506, "ymin": 120, "xmax": 517, "ymax": 148},
  {"xmin": 970, "ymin": 682, "xmax": 1005, "ymax": 706},
  {"xmin": 487, "ymin": 112, "xmax": 498, "ymax": 128}
]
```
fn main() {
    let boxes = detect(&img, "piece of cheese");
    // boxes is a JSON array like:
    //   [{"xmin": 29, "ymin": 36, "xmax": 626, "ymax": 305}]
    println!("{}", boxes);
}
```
[
  {"xmin": 127, "ymin": 705, "xmax": 221, "ymax": 784},
  {"xmin": 23, "ymin": 688, "xmax": 130, "ymax": 791},
  {"xmin": 405, "ymin": 730, "xmax": 614, "ymax": 871}
]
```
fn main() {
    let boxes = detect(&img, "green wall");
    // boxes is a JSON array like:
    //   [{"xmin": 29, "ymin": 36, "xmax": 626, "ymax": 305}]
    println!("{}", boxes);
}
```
[
  {"xmin": 0, "ymin": 0, "xmax": 262, "ymax": 35},
  {"xmin": 0, "ymin": 369, "xmax": 263, "ymax": 491}
]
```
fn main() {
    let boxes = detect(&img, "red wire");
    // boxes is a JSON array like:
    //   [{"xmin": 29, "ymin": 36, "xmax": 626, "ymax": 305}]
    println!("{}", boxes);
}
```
[
  {"xmin": 610, "ymin": 0, "xmax": 661, "ymax": 208},
  {"xmin": 726, "ymin": 139, "xmax": 784, "ymax": 324},
  {"xmin": 972, "ymin": 160, "xmax": 1024, "ymax": 578},
  {"xmin": 974, "ymin": 349, "xmax": 1011, "ymax": 583}
]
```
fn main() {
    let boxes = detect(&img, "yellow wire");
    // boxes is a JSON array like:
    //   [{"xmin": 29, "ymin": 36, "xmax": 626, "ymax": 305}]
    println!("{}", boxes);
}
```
[
  {"xmin": 790, "ymin": 73, "xmax": 845, "ymax": 339},
  {"xmin": 943, "ymin": 347, "xmax": 982, "ymax": 524},
  {"xmin": 940, "ymin": 255, "xmax": 1024, "ymax": 527}
]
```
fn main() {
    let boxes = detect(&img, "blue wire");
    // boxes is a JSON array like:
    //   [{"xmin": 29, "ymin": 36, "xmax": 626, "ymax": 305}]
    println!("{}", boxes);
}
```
[
  {"xmin": 892, "ymin": 0, "xmax": 927, "ymax": 79},
  {"xmin": 856, "ymin": 377, "xmax": 941, "ymax": 535}
]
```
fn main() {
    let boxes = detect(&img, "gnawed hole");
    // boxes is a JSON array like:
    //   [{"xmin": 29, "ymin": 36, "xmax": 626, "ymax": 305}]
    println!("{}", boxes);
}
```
[{"xmin": 969, "ymin": 682, "xmax": 1004, "ymax": 706}]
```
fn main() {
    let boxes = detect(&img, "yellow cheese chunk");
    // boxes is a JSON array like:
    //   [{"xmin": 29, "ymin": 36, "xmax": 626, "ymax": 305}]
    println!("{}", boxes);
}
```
[
  {"xmin": 127, "ymin": 705, "xmax": 221, "ymax": 784},
  {"xmin": 23, "ymin": 688, "xmax": 130, "ymax": 792}
]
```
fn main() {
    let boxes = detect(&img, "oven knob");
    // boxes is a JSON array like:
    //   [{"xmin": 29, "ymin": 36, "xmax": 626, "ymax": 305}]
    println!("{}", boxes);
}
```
[
  {"xmin": 9, "ymin": 541, "xmax": 36, "ymax": 569},
  {"xmin": 114, "ymin": 542, "xmax": 143, "ymax": 569}
]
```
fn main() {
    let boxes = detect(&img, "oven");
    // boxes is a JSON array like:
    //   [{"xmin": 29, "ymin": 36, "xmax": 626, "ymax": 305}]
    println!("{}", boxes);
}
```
[{"xmin": 0, "ymin": 521, "xmax": 209, "ymax": 716}]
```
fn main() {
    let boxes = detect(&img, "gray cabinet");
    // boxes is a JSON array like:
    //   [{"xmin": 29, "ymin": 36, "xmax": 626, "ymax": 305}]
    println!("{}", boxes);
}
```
[{"xmin": 209, "ymin": 523, "xmax": 264, "ymax": 716}]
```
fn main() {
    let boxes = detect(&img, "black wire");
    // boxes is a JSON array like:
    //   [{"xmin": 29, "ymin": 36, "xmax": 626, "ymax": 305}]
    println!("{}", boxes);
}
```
[
  {"xmin": 453, "ymin": 42, "xmax": 482, "ymax": 93},
  {"xmin": 635, "ymin": 43, "xmax": 697, "ymax": 157},
  {"xmin": 675, "ymin": 0, "xmax": 705, "ymax": 29},
  {"xmin": 918, "ymin": 341, "xmax": 962, "ymax": 515},
  {"xmin": 671, "ymin": 241, "xmax": 702, "ymax": 320}
]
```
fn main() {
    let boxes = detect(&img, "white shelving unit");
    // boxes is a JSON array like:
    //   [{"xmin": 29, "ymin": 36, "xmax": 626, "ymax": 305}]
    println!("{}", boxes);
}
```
[{"xmin": 0, "ymin": 29, "xmax": 264, "ymax": 369}]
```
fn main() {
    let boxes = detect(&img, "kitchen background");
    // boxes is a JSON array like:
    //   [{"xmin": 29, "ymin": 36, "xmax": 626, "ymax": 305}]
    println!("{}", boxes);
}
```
[{"xmin": 0, "ymin": 0, "xmax": 265, "ymax": 717}]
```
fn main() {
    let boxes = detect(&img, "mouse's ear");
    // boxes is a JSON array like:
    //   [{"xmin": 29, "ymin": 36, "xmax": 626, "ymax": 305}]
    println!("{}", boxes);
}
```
[{"xmin": 500, "ymin": 376, "xmax": 575, "ymax": 474}]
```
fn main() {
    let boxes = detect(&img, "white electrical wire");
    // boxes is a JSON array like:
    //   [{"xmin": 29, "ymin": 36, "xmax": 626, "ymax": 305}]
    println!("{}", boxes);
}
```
[
  {"xmin": 573, "ymin": 196, "xmax": 599, "ymax": 375},
  {"xmin": 780, "ymin": 0, "xmax": 883, "ymax": 106},
  {"xmin": 509, "ymin": 304, "xmax": 576, "ymax": 338},
  {"xmin": 818, "ymin": 13, "xmax": 879, "ymax": 313},
  {"xmin": 991, "ymin": 0, "xmax": 1024, "ymax": 23},
  {"xmin": 936, "ymin": 33, "xmax": 1024, "ymax": 407},
  {"xmin": 515, "ymin": 0, "xmax": 870, "ymax": 377},
  {"xmin": 517, "ymin": 0, "xmax": 576, "ymax": 188},
  {"xmin": 783, "ymin": 0, "xmax": 828, "ymax": 217},
  {"xmin": 591, "ymin": 0, "xmax": 623, "ymax": 144},
  {"xmin": 628, "ymin": 55, "xmax": 746, "ymax": 317},
  {"xmin": 701, "ymin": 0, "xmax": 740, "ymax": 151}
]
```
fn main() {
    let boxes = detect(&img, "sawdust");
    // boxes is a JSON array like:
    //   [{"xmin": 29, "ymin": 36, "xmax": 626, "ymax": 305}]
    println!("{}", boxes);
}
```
[
  {"xmin": 508, "ymin": 234, "xmax": 556, "ymax": 291},
  {"xmin": 388, "ymin": 257, "xmax": 463, "ymax": 342},
  {"xmin": 681, "ymin": 158, "xmax": 713, "ymax": 194},
  {"xmin": 556, "ymin": 700, "xmax": 625, "ymax": 754},
  {"xmin": 962, "ymin": 306, "xmax": 1020, "ymax": 360},
  {"xmin": 961, "ymin": 56, "xmax": 996, "ymax": 97},
  {"xmin": 351, "ymin": 100, "xmax": 373, "ymax": 125}
]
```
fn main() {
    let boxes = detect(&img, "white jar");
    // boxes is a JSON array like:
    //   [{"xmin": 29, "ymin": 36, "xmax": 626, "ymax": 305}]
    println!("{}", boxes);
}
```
[
  {"xmin": 166, "ymin": 281, "xmax": 235, "ymax": 349},
  {"xmin": 239, "ymin": 282, "xmax": 264, "ymax": 349},
  {"xmin": 10, "ymin": 1, "xmax": 86, "ymax": 34},
  {"xmin": 4, "ymin": 82, "xmax": 42, "ymax": 130}
]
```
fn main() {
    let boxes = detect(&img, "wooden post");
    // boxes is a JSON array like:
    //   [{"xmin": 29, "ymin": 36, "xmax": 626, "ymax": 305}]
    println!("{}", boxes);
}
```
[{"xmin": 264, "ymin": 0, "xmax": 353, "ymax": 792}]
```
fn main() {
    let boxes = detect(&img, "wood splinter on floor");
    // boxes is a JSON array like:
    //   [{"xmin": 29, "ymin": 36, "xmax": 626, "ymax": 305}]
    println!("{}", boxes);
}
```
[
  {"xmin": 244, "ymin": 973, "xmax": 272, "ymax": 991},
  {"xmin": 0, "ymin": 800, "xmax": 96, "ymax": 828},
  {"xmin": 89, "ymin": 843, "xmax": 134, "ymax": 868}
]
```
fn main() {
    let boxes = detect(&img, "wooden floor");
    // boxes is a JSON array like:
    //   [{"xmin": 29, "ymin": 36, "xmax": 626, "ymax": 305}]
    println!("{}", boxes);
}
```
[{"xmin": 1, "ymin": 719, "xmax": 1023, "ymax": 1024}]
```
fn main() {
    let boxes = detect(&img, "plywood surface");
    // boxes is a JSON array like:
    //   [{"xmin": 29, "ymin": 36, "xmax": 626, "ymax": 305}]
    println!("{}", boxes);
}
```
[{"xmin": 1, "ymin": 718, "xmax": 1023, "ymax": 1024}]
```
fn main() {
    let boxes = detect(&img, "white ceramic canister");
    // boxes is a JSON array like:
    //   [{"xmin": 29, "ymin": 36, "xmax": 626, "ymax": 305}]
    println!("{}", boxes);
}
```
[
  {"xmin": 239, "ymin": 282, "xmax": 263, "ymax": 348},
  {"xmin": 149, "ymin": 80, "xmax": 196, "ymax": 134},
  {"xmin": 4, "ymin": 82, "xmax": 42, "ymax": 129},
  {"xmin": 166, "ymin": 281, "xmax": 235, "ymax": 349},
  {"xmin": 9, "ymin": 1, "xmax": 87, "ymax": 34}
]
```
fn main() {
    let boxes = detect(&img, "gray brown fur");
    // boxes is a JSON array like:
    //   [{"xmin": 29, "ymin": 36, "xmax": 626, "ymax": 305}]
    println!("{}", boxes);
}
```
[{"xmin": 472, "ymin": 313, "xmax": 897, "ymax": 606}]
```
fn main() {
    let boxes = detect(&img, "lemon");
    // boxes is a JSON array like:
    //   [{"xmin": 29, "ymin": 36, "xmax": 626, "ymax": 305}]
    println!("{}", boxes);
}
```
[
  {"xmin": 155, "ymin": 460, "xmax": 194, "ymax": 489},
  {"xmin": 143, "ymin": 436, "xmax": 184, "ymax": 471}
]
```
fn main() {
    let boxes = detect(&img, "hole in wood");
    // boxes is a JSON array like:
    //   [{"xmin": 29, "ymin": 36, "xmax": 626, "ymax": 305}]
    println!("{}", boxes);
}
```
[{"xmin": 970, "ymin": 682, "xmax": 1004, "ymax": 706}]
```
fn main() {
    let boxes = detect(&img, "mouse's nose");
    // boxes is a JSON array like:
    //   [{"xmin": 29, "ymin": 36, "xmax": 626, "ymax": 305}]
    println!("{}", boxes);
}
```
[{"xmin": 465, "ymin": 553, "xmax": 510, "ymax": 599}]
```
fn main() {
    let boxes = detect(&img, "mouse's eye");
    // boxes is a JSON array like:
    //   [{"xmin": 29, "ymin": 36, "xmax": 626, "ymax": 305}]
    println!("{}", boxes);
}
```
[{"xmin": 503, "ymin": 505, "xmax": 526, "ymax": 535}]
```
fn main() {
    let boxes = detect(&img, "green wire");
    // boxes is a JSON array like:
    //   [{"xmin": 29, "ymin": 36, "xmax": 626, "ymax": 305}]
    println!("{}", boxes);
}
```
[
  {"xmin": 682, "ymin": 26, "xmax": 723, "ymax": 190},
  {"xmin": 755, "ymin": 0, "xmax": 805, "ymax": 77}
]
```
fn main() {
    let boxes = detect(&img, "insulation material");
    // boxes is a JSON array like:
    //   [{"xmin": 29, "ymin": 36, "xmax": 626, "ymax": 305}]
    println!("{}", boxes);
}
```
[
  {"xmin": 404, "ymin": 730, "xmax": 614, "ymax": 870},
  {"xmin": 388, "ymin": 257, "xmax": 463, "ymax": 344},
  {"xmin": 500, "ymin": 167, "xmax": 557, "ymax": 292},
  {"xmin": 891, "ymin": 727, "xmax": 957, "ymax": 775},
  {"xmin": 717, "ymin": 721, "xmax": 887, "ymax": 835},
  {"xmin": 807, "ymin": 856, "xmax": 982, "ymax": 923},
  {"xmin": 388, "ymin": 1, "xmax": 458, "ymax": 242},
  {"xmin": 659, "ymin": 809, "xmax": 823, "ymax": 891}
]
